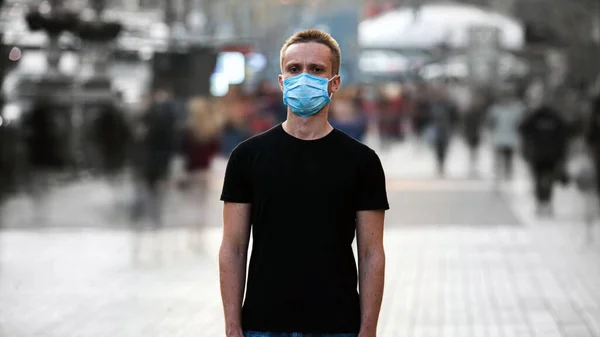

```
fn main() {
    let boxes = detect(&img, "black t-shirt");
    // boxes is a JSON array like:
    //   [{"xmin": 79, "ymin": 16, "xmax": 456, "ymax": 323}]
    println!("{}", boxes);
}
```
[
  {"xmin": 220, "ymin": 124, "xmax": 389, "ymax": 334},
  {"xmin": 519, "ymin": 108, "xmax": 568, "ymax": 162}
]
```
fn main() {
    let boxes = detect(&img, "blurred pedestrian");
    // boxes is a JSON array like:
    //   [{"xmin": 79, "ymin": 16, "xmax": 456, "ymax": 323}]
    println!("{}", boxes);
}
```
[
  {"xmin": 568, "ymin": 139, "xmax": 596, "ymax": 242},
  {"xmin": 329, "ymin": 87, "xmax": 367, "ymax": 141},
  {"xmin": 378, "ymin": 83, "xmax": 404, "ymax": 147},
  {"xmin": 22, "ymin": 98, "xmax": 70, "ymax": 225},
  {"xmin": 247, "ymin": 90, "xmax": 275, "ymax": 136},
  {"xmin": 487, "ymin": 88, "xmax": 525, "ymax": 185},
  {"xmin": 0, "ymin": 102, "xmax": 21, "ymax": 204},
  {"xmin": 219, "ymin": 87, "xmax": 252, "ymax": 157},
  {"xmin": 585, "ymin": 94, "xmax": 600, "ymax": 198},
  {"xmin": 131, "ymin": 87, "xmax": 178, "ymax": 229},
  {"xmin": 519, "ymin": 104, "xmax": 569, "ymax": 216},
  {"xmin": 257, "ymin": 79, "xmax": 287, "ymax": 124},
  {"xmin": 181, "ymin": 97, "xmax": 223, "ymax": 187},
  {"xmin": 0, "ymin": 101, "xmax": 15, "ymax": 225},
  {"xmin": 89, "ymin": 96, "xmax": 132, "ymax": 203},
  {"xmin": 411, "ymin": 82, "xmax": 431, "ymax": 150},
  {"xmin": 128, "ymin": 87, "xmax": 178, "ymax": 264},
  {"xmin": 219, "ymin": 29, "xmax": 389, "ymax": 337},
  {"xmin": 424, "ymin": 87, "xmax": 458, "ymax": 177},
  {"xmin": 583, "ymin": 93, "xmax": 600, "ymax": 240},
  {"xmin": 181, "ymin": 97, "xmax": 224, "ymax": 247},
  {"xmin": 463, "ymin": 93, "xmax": 487, "ymax": 178}
]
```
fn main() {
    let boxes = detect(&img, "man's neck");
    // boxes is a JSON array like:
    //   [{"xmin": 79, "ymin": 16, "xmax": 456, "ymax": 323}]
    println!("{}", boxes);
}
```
[{"xmin": 282, "ymin": 109, "xmax": 333, "ymax": 140}]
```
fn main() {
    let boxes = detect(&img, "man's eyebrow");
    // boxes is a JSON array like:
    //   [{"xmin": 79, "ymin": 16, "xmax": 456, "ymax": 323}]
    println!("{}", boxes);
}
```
[{"xmin": 284, "ymin": 61, "xmax": 327, "ymax": 67}]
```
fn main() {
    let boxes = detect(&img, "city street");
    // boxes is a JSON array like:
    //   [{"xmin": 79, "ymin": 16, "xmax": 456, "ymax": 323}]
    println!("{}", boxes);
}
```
[
  {"xmin": 2, "ymin": 0, "xmax": 599, "ymax": 335},
  {"xmin": 1, "ymin": 139, "xmax": 600, "ymax": 337}
]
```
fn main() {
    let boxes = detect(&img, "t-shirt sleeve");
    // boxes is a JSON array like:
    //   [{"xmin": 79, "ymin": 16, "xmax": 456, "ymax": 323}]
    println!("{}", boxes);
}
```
[
  {"xmin": 356, "ymin": 149, "xmax": 390, "ymax": 211},
  {"xmin": 220, "ymin": 146, "xmax": 253, "ymax": 203}
]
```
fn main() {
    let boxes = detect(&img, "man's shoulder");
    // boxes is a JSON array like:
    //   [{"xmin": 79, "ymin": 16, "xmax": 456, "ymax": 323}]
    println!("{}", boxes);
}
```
[
  {"xmin": 232, "ymin": 124, "xmax": 281, "ymax": 155},
  {"xmin": 333, "ymin": 129, "xmax": 378, "ymax": 158}
]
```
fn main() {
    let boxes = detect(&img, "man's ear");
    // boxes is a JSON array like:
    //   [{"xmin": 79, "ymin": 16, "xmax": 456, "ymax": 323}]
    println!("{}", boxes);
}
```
[
  {"xmin": 330, "ymin": 75, "xmax": 341, "ymax": 94},
  {"xmin": 278, "ymin": 74, "xmax": 284, "ymax": 92}
]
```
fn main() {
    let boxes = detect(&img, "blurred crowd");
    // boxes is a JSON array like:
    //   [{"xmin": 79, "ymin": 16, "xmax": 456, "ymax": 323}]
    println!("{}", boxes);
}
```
[{"xmin": 4, "ymin": 72, "xmax": 600, "ymax": 229}]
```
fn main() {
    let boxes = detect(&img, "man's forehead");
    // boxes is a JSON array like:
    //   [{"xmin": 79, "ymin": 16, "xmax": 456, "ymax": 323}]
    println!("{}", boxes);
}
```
[{"xmin": 283, "ymin": 42, "xmax": 331, "ymax": 64}]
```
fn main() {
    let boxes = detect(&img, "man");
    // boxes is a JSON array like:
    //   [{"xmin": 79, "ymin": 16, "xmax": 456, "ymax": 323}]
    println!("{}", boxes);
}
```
[{"xmin": 219, "ymin": 29, "xmax": 389, "ymax": 337}]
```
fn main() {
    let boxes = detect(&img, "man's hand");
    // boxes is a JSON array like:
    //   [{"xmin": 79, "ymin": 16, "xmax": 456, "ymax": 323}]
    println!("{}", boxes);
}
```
[
  {"xmin": 220, "ymin": 203, "xmax": 252, "ymax": 337},
  {"xmin": 226, "ymin": 326, "xmax": 245, "ymax": 337},
  {"xmin": 356, "ymin": 210, "xmax": 385, "ymax": 337},
  {"xmin": 358, "ymin": 329, "xmax": 377, "ymax": 337}
]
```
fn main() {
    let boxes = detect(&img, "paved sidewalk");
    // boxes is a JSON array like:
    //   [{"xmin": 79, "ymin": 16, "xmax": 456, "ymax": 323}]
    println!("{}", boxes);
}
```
[{"xmin": 1, "ymin": 223, "xmax": 599, "ymax": 337}]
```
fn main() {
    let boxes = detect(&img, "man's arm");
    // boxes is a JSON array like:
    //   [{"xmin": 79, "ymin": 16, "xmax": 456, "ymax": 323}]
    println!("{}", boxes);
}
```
[
  {"xmin": 356, "ymin": 210, "xmax": 386, "ymax": 337},
  {"xmin": 219, "ymin": 202, "xmax": 252, "ymax": 337}
]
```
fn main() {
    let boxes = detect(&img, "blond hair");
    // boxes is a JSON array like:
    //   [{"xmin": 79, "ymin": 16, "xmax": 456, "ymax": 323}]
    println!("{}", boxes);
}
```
[
  {"xmin": 187, "ymin": 97, "xmax": 225, "ymax": 142},
  {"xmin": 280, "ymin": 29, "xmax": 341, "ymax": 75}
]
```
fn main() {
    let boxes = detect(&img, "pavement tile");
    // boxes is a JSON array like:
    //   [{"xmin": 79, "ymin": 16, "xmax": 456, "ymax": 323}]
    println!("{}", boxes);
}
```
[
  {"xmin": 561, "ymin": 325, "xmax": 596, "ymax": 337},
  {"xmin": 502, "ymin": 325, "xmax": 535, "ymax": 337}
]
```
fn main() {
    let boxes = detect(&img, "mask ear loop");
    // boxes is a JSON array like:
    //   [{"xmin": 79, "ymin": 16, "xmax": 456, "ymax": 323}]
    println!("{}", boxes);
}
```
[{"xmin": 327, "ymin": 75, "xmax": 339, "ymax": 99}]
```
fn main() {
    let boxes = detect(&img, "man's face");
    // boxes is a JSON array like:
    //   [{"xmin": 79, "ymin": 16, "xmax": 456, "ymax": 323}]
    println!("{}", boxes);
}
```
[{"xmin": 278, "ymin": 42, "xmax": 340, "ymax": 95}]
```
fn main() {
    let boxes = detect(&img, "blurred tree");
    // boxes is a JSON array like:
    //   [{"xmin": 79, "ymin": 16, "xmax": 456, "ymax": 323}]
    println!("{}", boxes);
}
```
[{"xmin": 450, "ymin": 0, "xmax": 600, "ymax": 90}]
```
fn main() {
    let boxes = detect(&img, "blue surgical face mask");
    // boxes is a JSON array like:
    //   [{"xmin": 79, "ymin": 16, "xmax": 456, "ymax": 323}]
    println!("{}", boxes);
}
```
[{"xmin": 282, "ymin": 73, "xmax": 337, "ymax": 118}]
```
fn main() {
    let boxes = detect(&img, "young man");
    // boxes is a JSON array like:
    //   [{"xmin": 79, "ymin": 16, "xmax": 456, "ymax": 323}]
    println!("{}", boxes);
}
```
[{"xmin": 219, "ymin": 29, "xmax": 389, "ymax": 337}]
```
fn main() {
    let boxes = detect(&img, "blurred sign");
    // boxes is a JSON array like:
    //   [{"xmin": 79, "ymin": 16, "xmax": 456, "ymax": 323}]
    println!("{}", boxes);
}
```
[
  {"xmin": 210, "ymin": 72, "xmax": 229, "ymax": 97},
  {"xmin": 214, "ymin": 52, "xmax": 246, "ymax": 85},
  {"xmin": 359, "ymin": 50, "xmax": 409, "ymax": 74},
  {"xmin": 467, "ymin": 26, "xmax": 500, "ymax": 87},
  {"xmin": 246, "ymin": 53, "xmax": 267, "ymax": 72}
]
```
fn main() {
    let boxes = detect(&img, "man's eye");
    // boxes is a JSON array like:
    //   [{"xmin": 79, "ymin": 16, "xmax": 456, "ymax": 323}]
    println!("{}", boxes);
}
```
[{"xmin": 289, "ymin": 67, "xmax": 299, "ymax": 73}]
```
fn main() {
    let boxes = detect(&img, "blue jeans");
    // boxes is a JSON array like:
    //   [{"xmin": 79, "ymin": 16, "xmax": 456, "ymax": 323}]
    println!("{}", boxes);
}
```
[{"xmin": 244, "ymin": 333, "xmax": 358, "ymax": 337}]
